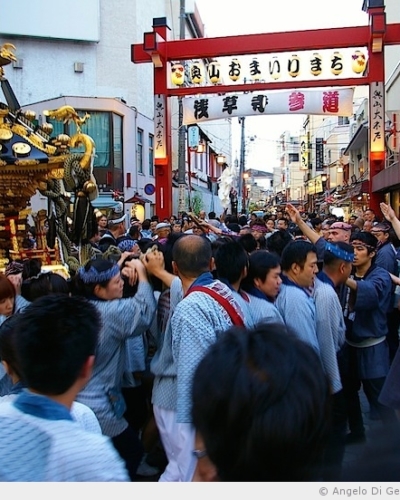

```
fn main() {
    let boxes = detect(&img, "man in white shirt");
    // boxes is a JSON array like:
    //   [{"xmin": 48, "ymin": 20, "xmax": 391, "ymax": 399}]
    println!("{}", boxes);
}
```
[{"xmin": 0, "ymin": 295, "xmax": 129, "ymax": 481}]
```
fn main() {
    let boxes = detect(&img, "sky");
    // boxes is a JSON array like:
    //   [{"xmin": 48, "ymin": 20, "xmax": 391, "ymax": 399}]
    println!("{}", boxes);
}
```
[{"xmin": 194, "ymin": 0, "xmax": 369, "ymax": 174}]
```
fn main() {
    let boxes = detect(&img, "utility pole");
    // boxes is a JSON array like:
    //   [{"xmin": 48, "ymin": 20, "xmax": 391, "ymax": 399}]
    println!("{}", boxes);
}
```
[
  {"xmin": 177, "ymin": 0, "xmax": 186, "ymax": 215},
  {"xmin": 238, "ymin": 116, "xmax": 246, "ymax": 214}
]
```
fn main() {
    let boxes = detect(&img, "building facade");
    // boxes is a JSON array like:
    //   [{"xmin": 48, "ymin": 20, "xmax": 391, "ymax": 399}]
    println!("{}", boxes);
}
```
[{"xmin": 0, "ymin": 0, "xmax": 229, "ymax": 220}]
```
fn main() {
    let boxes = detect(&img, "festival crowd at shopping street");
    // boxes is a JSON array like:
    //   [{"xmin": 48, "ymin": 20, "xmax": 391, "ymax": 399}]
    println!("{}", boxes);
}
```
[
  {"xmin": 2, "ymin": 0, "xmax": 400, "ymax": 482},
  {"xmin": 2, "ymin": 203, "xmax": 400, "ymax": 481}
]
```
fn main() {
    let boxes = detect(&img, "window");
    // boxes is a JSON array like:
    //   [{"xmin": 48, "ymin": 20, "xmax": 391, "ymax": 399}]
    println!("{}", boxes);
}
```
[
  {"xmin": 113, "ymin": 114, "xmax": 122, "ymax": 170},
  {"xmin": 137, "ymin": 128, "xmax": 143, "ymax": 174},
  {"xmin": 47, "ymin": 109, "xmax": 124, "ymax": 191},
  {"xmin": 49, "ymin": 110, "xmax": 111, "ymax": 167},
  {"xmin": 338, "ymin": 116, "xmax": 350, "ymax": 126},
  {"xmin": 149, "ymin": 134, "xmax": 154, "ymax": 176},
  {"xmin": 288, "ymin": 153, "xmax": 299, "ymax": 163}
]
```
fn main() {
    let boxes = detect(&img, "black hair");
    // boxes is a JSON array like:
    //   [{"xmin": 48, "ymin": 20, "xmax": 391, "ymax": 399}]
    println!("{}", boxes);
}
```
[
  {"xmin": 226, "ymin": 223, "xmax": 241, "ymax": 233},
  {"xmin": 266, "ymin": 230, "xmax": 293, "ymax": 257},
  {"xmin": 14, "ymin": 295, "xmax": 100, "ymax": 395},
  {"xmin": 21, "ymin": 272, "xmax": 70, "ymax": 302},
  {"xmin": 0, "ymin": 314, "xmax": 23, "ymax": 379},
  {"xmin": 128, "ymin": 225, "xmax": 141, "ymax": 239},
  {"xmin": 163, "ymin": 232, "xmax": 185, "ymax": 274},
  {"xmin": 238, "ymin": 215, "xmax": 248, "ymax": 227},
  {"xmin": 238, "ymin": 233, "xmax": 257, "ymax": 254},
  {"xmin": 22, "ymin": 258, "xmax": 42, "ymax": 280},
  {"xmin": 310, "ymin": 217, "xmax": 323, "ymax": 228},
  {"xmin": 280, "ymin": 240, "xmax": 317, "ymax": 271},
  {"xmin": 350, "ymin": 231, "xmax": 378, "ymax": 255},
  {"xmin": 141, "ymin": 219, "xmax": 151, "ymax": 230},
  {"xmin": 214, "ymin": 240, "xmax": 249, "ymax": 285},
  {"xmin": 241, "ymin": 250, "xmax": 281, "ymax": 291},
  {"xmin": 192, "ymin": 323, "xmax": 331, "ymax": 481}
]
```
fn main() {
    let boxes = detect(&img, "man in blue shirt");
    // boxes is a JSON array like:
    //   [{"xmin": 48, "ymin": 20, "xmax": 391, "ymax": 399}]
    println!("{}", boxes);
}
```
[{"xmin": 275, "ymin": 240, "xmax": 320, "ymax": 352}]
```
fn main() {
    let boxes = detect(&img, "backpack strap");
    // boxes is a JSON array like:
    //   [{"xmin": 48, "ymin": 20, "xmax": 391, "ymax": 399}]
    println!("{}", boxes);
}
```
[{"xmin": 186, "ymin": 285, "xmax": 245, "ymax": 327}]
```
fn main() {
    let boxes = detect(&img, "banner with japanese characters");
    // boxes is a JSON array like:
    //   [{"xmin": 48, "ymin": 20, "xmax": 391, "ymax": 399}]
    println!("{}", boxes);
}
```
[
  {"xmin": 154, "ymin": 94, "xmax": 167, "ymax": 159},
  {"xmin": 182, "ymin": 87, "xmax": 354, "ymax": 125},
  {"xmin": 369, "ymin": 82, "xmax": 385, "ymax": 155}
]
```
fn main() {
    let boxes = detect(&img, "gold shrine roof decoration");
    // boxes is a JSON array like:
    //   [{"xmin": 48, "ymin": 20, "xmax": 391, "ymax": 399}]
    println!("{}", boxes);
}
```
[
  {"xmin": 0, "ymin": 44, "xmax": 96, "ymax": 214},
  {"xmin": 0, "ymin": 44, "xmax": 98, "ymax": 272}
]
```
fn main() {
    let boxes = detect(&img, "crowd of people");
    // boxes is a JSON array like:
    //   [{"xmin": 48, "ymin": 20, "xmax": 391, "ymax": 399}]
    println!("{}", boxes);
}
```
[{"xmin": 1, "ymin": 201, "xmax": 400, "ymax": 481}]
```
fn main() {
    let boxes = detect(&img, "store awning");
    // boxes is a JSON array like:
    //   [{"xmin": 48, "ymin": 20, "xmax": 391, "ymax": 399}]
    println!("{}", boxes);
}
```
[
  {"xmin": 333, "ymin": 181, "xmax": 368, "ymax": 205},
  {"xmin": 74, "ymin": 193, "xmax": 120, "ymax": 209},
  {"xmin": 125, "ymin": 193, "xmax": 153, "ymax": 204},
  {"xmin": 344, "ymin": 122, "xmax": 368, "ymax": 154},
  {"xmin": 372, "ymin": 162, "xmax": 400, "ymax": 192}
]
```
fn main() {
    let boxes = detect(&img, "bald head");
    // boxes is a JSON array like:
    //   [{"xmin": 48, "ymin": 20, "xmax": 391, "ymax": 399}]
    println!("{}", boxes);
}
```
[{"xmin": 172, "ymin": 235, "xmax": 212, "ymax": 278}]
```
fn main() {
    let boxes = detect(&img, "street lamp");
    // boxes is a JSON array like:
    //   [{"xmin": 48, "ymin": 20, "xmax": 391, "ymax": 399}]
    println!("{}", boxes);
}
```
[{"xmin": 216, "ymin": 153, "xmax": 226, "ymax": 165}]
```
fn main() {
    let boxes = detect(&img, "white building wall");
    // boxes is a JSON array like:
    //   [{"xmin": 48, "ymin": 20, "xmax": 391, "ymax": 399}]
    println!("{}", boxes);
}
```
[{"xmin": 1, "ymin": 0, "xmax": 231, "ymax": 218}]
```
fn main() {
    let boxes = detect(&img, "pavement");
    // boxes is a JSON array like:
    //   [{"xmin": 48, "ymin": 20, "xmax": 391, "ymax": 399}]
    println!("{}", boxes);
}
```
[
  {"xmin": 137, "ymin": 389, "xmax": 388, "ymax": 482},
  {"xmin": 342, "ymin": 388, "xmax": 384, "ymax": 470}
]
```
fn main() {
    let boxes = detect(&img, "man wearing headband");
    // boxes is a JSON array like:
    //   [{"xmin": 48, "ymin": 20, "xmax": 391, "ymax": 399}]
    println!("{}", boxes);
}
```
[
  {"xmin": 73, "ymin": 257, "xmax": 157, "ymax": 480},
  {"xmin": 285, "ymin": 204, "xmax": 351, "ymax": 260},
  {"xmin": 313, "ymin": 241, "xmax": 354, "ymax": 480},
  {"xmin": 370, "ymin": 222, "xmax": 400, "ymax": 362},
  {"xmin": 342, "ymin": 231, "xmax": 397, "ymax": 444},
  {"xmin": 98, "ymin": 213, "xmax": 128, "ymax": 253}
]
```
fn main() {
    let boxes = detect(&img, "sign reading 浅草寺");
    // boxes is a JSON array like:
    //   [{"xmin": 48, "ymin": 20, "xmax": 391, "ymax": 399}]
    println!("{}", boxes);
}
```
[{"xmin": 183, "ymin": 87, "xmax": 354, "ymax": 125}]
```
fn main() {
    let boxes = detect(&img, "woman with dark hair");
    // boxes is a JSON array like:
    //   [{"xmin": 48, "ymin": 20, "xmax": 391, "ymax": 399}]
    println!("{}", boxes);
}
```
[
  {"xmin": 0, "ymin": 274, "xmax": 29, "ymax": 327},
  {"xmin": 71, "ymin": 257, "xmax": 157, "ymax": 480}
]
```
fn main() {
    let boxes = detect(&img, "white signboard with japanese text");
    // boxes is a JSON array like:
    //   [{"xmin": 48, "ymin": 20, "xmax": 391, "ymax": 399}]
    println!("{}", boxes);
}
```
[{"xmin": 183, "ymin": 87, "xmax": 354, "ymax": 125}]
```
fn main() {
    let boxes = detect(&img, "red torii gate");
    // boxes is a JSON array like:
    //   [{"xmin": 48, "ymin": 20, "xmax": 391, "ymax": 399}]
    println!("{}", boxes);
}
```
[{"xmin": 132, "ymin": 4, "xmax": 400, "ymax": 219}]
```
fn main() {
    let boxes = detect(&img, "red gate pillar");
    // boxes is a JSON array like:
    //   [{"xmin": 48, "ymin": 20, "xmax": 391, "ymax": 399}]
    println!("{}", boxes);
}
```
[
  {"xmin": 367, "ymin": 4, "xmax": 386, "ymax": 215},
  {"xmin": 135, "ymin": 19, "xmax": 173, "ymax": 219},
  {"xmin": 153, "ymin": 21, "xmax": 172, "ymax": 219}
]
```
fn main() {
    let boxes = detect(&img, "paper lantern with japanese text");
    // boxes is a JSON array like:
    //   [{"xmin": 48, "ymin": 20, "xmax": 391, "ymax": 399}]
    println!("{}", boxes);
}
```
[
  {"xmin": 228, "ymin": 58, "xmax": 241, "ymax": 82},
  {"xmin": 351, "ymin": 50, "xmax": 367, "ymax": 74},
  {"xmin": 310, "ymin": 53, "xmax": 322, "ymax": 76},
  {"xmin": 330, "ymin": 52, "xmax": 343, "ymax": 76},
  {"xmin": 269, "ymin": 57, "xmax": 281, "ymax": 80},
  {"xmin": 190, "ymin": 61, "xmax": 204, "ymax": 84},
  {"xmin": 288, "ymin": 54, "xmax": 300, "ymax": 78},
  {"xmin": 208, "ymin": 61, "xmax": 221, "ymax": 84},
  {"xmin": 249, "ymin": 58, "xmax": 262, "ymax": 81},
  {"xmin": 171, "ymin": 63, "xmax": 185, "ymax": 86}
]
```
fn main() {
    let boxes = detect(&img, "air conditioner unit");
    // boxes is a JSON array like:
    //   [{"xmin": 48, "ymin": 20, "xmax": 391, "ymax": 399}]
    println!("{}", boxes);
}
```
[
  {"xmin": 12, "ymin": 59, "xmax": 23, "ymax": 69},
  {"xmin": 74, "ymin": 62, "xmax": 84, "ymax": 73}
]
